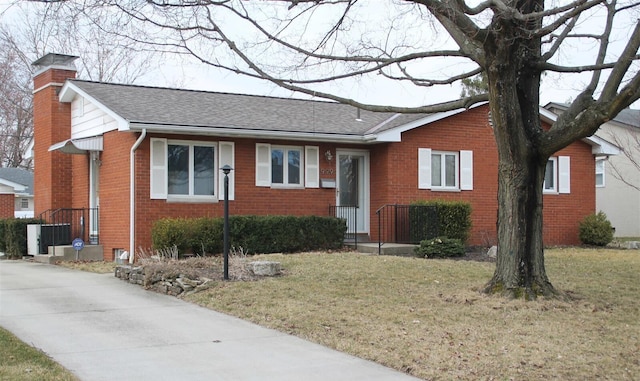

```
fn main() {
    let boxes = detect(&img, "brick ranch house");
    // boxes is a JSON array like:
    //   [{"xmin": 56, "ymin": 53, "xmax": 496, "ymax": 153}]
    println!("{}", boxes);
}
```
[{"xmin": 32, "ymin": 53, "xmax": 618, "ymax": 261}]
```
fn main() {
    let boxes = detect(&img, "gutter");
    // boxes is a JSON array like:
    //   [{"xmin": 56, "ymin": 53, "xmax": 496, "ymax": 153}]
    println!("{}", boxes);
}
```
[{"xmin": 129, "ymin": 129, "xmax": 147, "ymax": 263}]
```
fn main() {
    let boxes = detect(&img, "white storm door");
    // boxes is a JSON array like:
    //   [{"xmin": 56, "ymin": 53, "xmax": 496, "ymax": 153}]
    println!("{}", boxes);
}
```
[{"xmin": 336, "ymin": 150, "xmax": 369, "ymax": 234}]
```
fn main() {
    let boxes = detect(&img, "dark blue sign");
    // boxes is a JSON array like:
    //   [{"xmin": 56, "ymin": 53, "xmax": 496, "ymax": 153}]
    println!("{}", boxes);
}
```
[{"xmin": 72, "ymin": 238, "xmax": 85, "ymax": 251}]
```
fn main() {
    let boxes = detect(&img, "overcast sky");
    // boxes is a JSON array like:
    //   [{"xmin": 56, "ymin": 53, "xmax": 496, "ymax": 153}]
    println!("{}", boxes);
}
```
[{"xmin": 1, "ymin": 0, "xmax": 637, "ymax": 109}]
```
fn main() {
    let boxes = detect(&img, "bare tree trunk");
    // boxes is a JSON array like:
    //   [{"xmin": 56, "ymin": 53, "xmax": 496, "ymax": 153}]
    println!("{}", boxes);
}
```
[
  {"xmin": 482, "ymin": 23, "xmax": 557, "ymax": 298},
  {"xmin": 485, "ymin": 155, "xmax": 556, "ymax": 298}
]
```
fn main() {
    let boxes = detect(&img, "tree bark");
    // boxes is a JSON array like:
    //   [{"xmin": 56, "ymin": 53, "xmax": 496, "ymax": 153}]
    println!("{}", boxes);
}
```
[{"xmin": 481, "ymin": 3, "xmax": 558, "ymax": 299}]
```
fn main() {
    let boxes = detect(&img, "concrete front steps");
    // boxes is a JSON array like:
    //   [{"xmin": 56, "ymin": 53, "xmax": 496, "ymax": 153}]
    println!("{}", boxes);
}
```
[
  {"xmin": 31, "ymin": 245, "xmax": 104, "ymax": 264},
  {"xmin": 345, "ymin": 241, "xmax": 418, "ymax": 256}
]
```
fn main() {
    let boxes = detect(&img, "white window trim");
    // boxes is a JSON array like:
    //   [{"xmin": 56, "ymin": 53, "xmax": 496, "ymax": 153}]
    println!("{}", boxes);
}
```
[
  {"xmin": 271, "ymin": 145, "xmax": 304, "ymax": 188},
  {"xmin": 544, "ymin": 156, "xmax": 570, "ymax": 194},
  {"xmin": 595, "ymin": 158, "xmax": 605, "ymax": 188},
  {"xmin": 418, "ymin": 148, "xmax": 473, "ymax": 191},
  {"xmin": 544, "ymin": 157, "xmax": 558, "ymax": 193},
  {"xmin": 431, "ymin": 150, "xmax": 459, "ymax": 190},
  {"xmin": 167, "ymin": 140, "xmax": 217, "ymax": 201},
  {"xmin": 255, "ymin": 143, "xmax": 319, "ymax": 189},
  {"xmin": 151, "ymin": 138, "xmax": 234, "ymax": 202}
]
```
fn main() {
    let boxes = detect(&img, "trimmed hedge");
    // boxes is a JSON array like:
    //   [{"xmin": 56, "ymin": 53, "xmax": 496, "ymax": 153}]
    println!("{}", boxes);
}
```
[
  {"xmin": 152, "ymin": 215, "xmax": 346, "ymax": 256},
  {"xmin": 0, "ymin": 218, "xmax": 44, "ymax": 259},
  {"xmin": 409, "ymin": 200, "xmax": 472, "ymax": 244}
]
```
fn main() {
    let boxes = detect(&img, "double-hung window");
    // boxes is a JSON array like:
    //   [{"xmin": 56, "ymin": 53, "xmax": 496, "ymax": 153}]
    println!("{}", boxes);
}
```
[
  {"xmin": 431, "ymin": 151, "xmax": 458, "ymax": 189},
  {"xmin": 544, "ymin": 156, "xmax": 571, "ymax": 194},
  {"xmin": 151, "ymin": 138, "xmax": 235, "ymax": 201},
  {"xmin": 271, "ymin": 146, "xmax": 302, "ymax": 186},
  {"xmin": 543, "ymin": 158, "xmax": 557, "ymax": 192},
  {"xmin": 256, "ymin": 144, "xmax": 319, "ymax": 188},
  {"xmin": 595, "ymin": 159, "xmax": 605, "ymax": 187},
  {"xmin": 168, "ymin": 143, "xmax": 216, "ymax": 197},
  {"xmin": 418, "ymin": 148, "xmax": 473, "ymax": 191}
]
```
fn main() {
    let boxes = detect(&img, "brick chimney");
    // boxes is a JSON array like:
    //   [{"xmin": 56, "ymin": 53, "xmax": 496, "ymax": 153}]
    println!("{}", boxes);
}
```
[{"xmin": 32, "ymin": 53, "xmax": 78, "ymax": 216}]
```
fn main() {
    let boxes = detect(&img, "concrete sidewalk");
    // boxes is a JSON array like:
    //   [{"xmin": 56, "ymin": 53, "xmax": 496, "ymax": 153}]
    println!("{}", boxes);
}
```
[{"xmin": 0, "ymin": 260, "xmax": 420, "ymax": 381}]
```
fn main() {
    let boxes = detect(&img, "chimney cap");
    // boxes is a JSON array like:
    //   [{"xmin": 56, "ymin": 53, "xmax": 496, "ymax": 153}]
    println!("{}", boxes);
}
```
[{"xmin": 32, "ymin": 53, "xmax": 79, "ymax": 69}]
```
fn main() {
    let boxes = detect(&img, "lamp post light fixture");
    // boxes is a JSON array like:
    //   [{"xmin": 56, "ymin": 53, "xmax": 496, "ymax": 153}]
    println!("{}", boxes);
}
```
[{"xmin": 221, "ymin": 164, "xmax": 233, "ymax": 280}]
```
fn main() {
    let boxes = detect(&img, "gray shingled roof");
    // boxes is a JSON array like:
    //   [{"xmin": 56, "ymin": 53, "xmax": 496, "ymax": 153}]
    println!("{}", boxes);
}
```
[
  {"xmin": 546, "ymin": 102, "xmax": 640, "ymax": 129},
  {"xmin": 0, "ymin": 168, "xmax": 33, "ymax": 195},
  {"xmin": 70, "ymin": 80, "xmax": 429, "ymax": 136},
  {"xmin": 613, "ymin": 108, "xmax": 640, "ymax": 128}
]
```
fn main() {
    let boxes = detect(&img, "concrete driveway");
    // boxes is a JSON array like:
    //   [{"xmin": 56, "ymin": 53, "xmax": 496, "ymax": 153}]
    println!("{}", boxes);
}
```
[{"xmin": 0, "ymin": 260, "xmax": 420, "ymax": 381}]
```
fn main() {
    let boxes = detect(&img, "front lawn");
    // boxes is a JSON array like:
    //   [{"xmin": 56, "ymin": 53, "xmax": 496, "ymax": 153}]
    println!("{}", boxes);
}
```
[{"xmin": 185, "ymin": 248, "xmax": 639, "ymax": 380}]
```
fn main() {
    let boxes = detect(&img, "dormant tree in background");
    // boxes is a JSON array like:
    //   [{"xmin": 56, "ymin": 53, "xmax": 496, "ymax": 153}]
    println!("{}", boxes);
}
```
[
  {"xmin": 38, "ymin": 0, "xmax": 640, "ymax": 298},
  {"xmin": 0, "ymin": 3, "xmax": 162, "ymax": 169}
]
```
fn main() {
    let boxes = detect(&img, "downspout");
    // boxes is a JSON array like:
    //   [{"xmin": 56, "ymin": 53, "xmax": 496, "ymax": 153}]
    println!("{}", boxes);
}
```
[{"xmin": 129, "ymin": 129, "xmax": 147, "ymax": 263}]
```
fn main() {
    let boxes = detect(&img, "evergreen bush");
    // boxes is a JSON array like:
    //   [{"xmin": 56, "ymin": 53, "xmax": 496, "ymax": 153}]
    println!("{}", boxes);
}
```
[
  {"xmin": 415, "ymin": 236, "xmax": 465, "ymax": 258},
  {"xmin": 152, "ymin": 215, "xmax": 346, "ymax": 255},
  {"xmin": 579, "ymin": 211, "xmax": 614, "ymax": 246},
  {"xmin": 409, "ymin": 200, "xmax": 472, "ymax": 243}
]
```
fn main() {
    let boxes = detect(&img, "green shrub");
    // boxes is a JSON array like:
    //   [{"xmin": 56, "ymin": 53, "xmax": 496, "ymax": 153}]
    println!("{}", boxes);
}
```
[
  {"xmin": 2, "ymin": 218, "xmax": 44, "ymax": 259},
  {"xmin": 0, "ymin": 219, "xmax": 7, "ymax": 253},
  {"xmin": 151, "ymin": 218, "xmax": 195, "ymax": 255},
  {"xmin": 579, "ymin": 211, "xmax": 614, "ymax": 246},
  {"xmin": 152, "ymin": 215, "xmax": 346, "ymax": 256},
  {"xmin": 410, "ymin": 200, "xmax": 472, "ymax": 243},
  {"xmin": 415, "ymin": 236, "xmax": 465, "ymax": 258}
]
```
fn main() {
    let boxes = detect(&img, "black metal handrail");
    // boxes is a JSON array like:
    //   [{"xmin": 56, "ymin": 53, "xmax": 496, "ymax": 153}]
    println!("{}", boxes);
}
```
[
  {"xmin": 329, "ymin": 205, "xmax": 358, "ymax": 249},
  {"xmin": 376, "ymin": 204, "xmax": 439, "ymax": 254},
  {"xmin": 37, "ymin": 208, "xmax": 99, "ymax": 254}
]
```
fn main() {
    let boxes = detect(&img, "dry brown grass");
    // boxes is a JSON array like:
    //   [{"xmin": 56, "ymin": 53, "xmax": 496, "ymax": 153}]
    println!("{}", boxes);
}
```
[
  {"xmin": 186, "ymin": 248, "xmax": 640, "ymax": 380},
  {"xmin": 55, "ymin": 260, "xmax": 118, "ymax": 274}
]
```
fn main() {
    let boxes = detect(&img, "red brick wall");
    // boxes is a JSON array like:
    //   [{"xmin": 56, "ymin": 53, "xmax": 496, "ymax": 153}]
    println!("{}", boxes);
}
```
[
  {"xmin": 542, "ymin": 143, "xmax": 595, "ymax": 245},
  {"xmin": 98, "ymin": 131, "xmax": 137, "ymax": 260},
  {"xmin": 71, "ymin": 154, "xmax": 90, "ymax": 209},
  {"xmin": 80, "ymin": 106, "xmax": 595, "ymax": 259},
  {"xmin": 32, "ymin": 68, "xmax": 76, "ymax": 216},
  {"xmin": 0, "ymin": 194, "xmax": 14, "ymax": 218},
  {"xmin": 369, "ymin": 104, "xmax": 595, "ymax": 246},
  {"xmin": 131, "ymin": 135, "xmax": 343, "ymax": 255}
]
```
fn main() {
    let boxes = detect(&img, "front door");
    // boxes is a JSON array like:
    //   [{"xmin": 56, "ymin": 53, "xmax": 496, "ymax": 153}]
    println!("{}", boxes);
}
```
[{"xmin": 336, "ymin": 150, "xmax": 369, "ymax": 234}]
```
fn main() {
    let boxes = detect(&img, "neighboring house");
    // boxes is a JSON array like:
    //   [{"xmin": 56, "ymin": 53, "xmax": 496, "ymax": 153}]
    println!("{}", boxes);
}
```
[
  {"xmin": 32, "ymin": 53, "xmax": 617, "ymax": 261},
  {"xmin": 0, "ymin": 168, "xmax": 34, "ymax": 219},
  {"xmin": 546, "ymin": 103, "xmax": 640, "ymax": 237}
]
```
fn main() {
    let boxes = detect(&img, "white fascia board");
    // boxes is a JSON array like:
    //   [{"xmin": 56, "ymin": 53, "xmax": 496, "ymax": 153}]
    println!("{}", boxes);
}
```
[
  {"xmin": 0, "ymin": 178, "xmax": 27, "ymax": 192},
  {"xmin": 539, "ymin": 107, "xmax": 559, "ymax": 124},
  {"xmin": 59, "ymin": 81, "xmax": 130, "ymax": 131},
  {"xmin": 374, "ymin": 108, "xmax": 470, "ymax": 142},
  {"xmin": 128, "ymin": 123, "xmax": 372, "ymax": 144},
  {"xmin": 585, "ymin": 135, "xmax": 621, "ymax": 156},
  {"xmin": 541, "ymin": 106, "xmax": 620, "ymax": 156}
]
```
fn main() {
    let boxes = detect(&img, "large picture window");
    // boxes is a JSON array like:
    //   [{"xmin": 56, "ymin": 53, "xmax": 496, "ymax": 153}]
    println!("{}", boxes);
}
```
[
  {"xmin": 150, "ymin": 138, "xmax": 234, "ymax": 202},
  {"xmin": 168, "ymin": 143, "xmax": 215, "ymax": 196}
]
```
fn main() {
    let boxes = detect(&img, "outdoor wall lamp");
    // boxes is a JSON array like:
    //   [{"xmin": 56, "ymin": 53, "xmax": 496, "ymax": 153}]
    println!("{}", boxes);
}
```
[{"xmin": 325, "ymin": 150, "xmax": 333, "ymax": 162}]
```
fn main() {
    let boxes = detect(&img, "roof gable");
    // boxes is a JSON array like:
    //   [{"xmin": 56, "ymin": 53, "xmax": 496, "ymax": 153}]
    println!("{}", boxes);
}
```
[{"xmin": 0, "ymin": 168, "xmax": 33, "ymax": 195}]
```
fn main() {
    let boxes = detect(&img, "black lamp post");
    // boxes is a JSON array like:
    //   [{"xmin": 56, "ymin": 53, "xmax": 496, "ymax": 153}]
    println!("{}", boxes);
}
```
[{"xmin": 221, "ymin": 164, "xmax": 233, "ymax": 280}]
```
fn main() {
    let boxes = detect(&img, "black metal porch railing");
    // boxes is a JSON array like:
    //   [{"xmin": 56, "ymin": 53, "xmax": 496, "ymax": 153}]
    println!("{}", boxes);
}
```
[
  {"xmin": 376, "ymin": 204, "xmax": 439, "ymax": 254},
  {"xmin": 37, "ymin": 208, "xmax": 99, "ymax": 254},
  {"xmin": 329, "ymin": 205, "xmax": 358, "ymax": 249}
]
